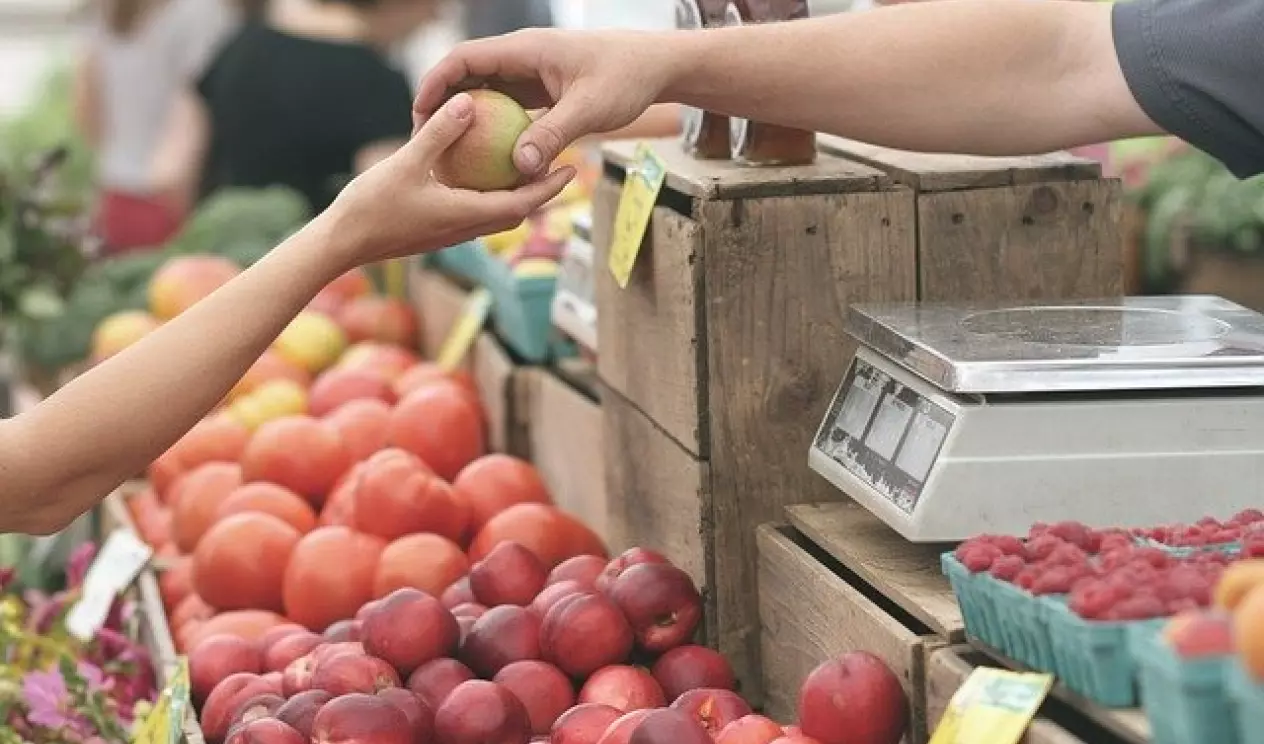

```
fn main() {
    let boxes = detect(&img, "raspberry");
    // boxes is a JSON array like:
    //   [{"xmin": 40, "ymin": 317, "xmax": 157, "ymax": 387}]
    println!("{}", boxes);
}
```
[
  {"xmin": 1133, "ymin": 548, "xmax": 1171, "ymax": 569},
  {"xmin": 1045, "ymin": 544, "xmax": 1090, "ymax": 568},
  {"xmin": 1243, "ymin": 539, "xmax": 1264, "ymax": 558},
  {"xmin": 988, "ymin": 555, "xmax": 1026, "ymax": 582},
  {"xmin": 954, "ymin": 536, "xmax": 993, "ymax": 562},
  {"xmin": 1196, "ymin": 516, "xmax": 1222, "ymax": 529},
  {"xmin": 1107, "ymin": 593, "xmax": 1166, "ymax": 621},
  {"xmin": 1069, "ymin": 581, "xmax": 1125, "ymax": 620},
  {"xmin": 1099, "ymin": 533, "xmax": 1135, "ymax": 553},
  {"xmin": 960, "ymin": 544, "xmax": 1003, "ymax": 573},
  {"xmin": 1211, "ymin": 529, "xmax": 1241, "ymax": 544},
  {"xmin": 990, "ymin": 535, "xmax": 1027, "ymax": 557},
  {"xmin": 1025, "ymin": 534, "xmax": 1065, "ymax": 561},
  {"xmin": 1049, "ymin": 521, "xmax": 1094, "ymax": 551},
  {"xmin": 1232, "ymin": 509, "xmax": 1264, "ymax": 526},
  {"xmin": 1165, "ymin": 597, "xmax": 1200, "ymax": 614},
  {"xmin": 1015, "ymin": 566, "xmax": 1041, "ymax": 591},
  {"xmin": 1099, "ymin": 548, "xmax": 1137, "ymax": 572},
  {"xmin": 1031, "ymin": 565, "xmax": 1091, "ymax": 596},
  {"xmin": 1027, "ymin": 522, "xmax": 1050, "ymax": 539}
]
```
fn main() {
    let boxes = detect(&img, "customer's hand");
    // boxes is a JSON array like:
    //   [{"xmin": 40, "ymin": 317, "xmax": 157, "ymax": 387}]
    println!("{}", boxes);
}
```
[
  {"xmin": 413, "ymin": 29, "xmax": 674, "ymax": 178},
  {"xmin": 326, "ymin": 92, "xmax": 575, "ymax": 268}
]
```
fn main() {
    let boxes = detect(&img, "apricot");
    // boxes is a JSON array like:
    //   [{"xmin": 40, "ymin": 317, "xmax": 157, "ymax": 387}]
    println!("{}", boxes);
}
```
[
  {"xmin": 1234, "ymin": 584, "xmax": 1264, "ymax": 680},
  {"xmin": 1215, "ymin": 559, "xmax": 1264, "ymax": 611}
]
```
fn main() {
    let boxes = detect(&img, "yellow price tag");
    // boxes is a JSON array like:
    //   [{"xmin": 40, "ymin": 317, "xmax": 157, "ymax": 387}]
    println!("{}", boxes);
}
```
[
  {"xmin": 134, "ymin": 657, "xmax": 189, "ymax": 744},
  {"xmin": 607, "ymin": 144, "xmax": 667, "ymax": 289},
  {"xmin": 436, "ymin": 288, "xmax": 492, "ymax": 372},
  {"xmin": 929, "ymin": 667, "xmax": 1053, "ymax": 744},
  {"xmin": 383, "ymin": 259, "xmax": 408, "ymax": 299}
]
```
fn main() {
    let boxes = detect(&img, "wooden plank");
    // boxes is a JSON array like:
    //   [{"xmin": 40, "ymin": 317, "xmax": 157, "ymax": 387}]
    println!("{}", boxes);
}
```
[
  {"xmin": 971, "ymin": 641, "xmax": 1151, "ymax": 744},
  {"xmin": 594, "ymin": 178, "xmax": 707, "ymax": 456},
  {"xmin": 700, "ymin": 188, "xmax": 918, "ymax": 703},
  {"xmin": 786, "ymin": 501, "xmax": 964, "ymax": 640},
  {"xmin": 917, "ymin": 180, "xmax": 1124, "ymax": 302},
  {"xmin": 528, "ymin": 369, "xmax": 608, "ymax": 540},
  {"xmin": 757, "ymin": 524, "xmax": 939, "ymax": 743},
  {"xmin": 926, "ymin": 647, "xmax": 1102, "ymax": 744},
  {"xmin": 817, "ymin": 135, "xmax": 1101, "ymax": 192},
  {"xmin": 601, "ymin": 138, "xmax": 889, "ymax": 201},
  {"xmin": 602, "ymin": 388, "xmax": 710, "ymax": 608},
  {"xmin": 471, "ymin": 332, "xmax": 530, "ymax": 457},
  {"xmin": 408, "ymin": 263, "xmax": 474, "ymax": 366}
]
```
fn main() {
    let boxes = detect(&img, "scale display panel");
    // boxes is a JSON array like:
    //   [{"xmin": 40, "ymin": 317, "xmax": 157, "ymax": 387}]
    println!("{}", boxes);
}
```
[
  {"xmin": 815, "ymin": 356, "xmax": 955, "ymax": 514},
  {"xmin": 551, "ymin": 211, "xmax": 597, "ymax": 351}
]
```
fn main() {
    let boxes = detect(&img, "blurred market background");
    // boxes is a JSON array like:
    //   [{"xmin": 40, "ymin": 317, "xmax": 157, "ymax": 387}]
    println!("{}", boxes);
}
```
[{"xmin": 0, "ymin": 0, "xmax": 1260, "ymax": 415}]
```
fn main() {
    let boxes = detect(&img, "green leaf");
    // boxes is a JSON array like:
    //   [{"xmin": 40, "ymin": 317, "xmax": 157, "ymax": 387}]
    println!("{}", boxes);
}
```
[{"xmin": 16, "ymin": 286, "xmax": 64, "ymax": 320}]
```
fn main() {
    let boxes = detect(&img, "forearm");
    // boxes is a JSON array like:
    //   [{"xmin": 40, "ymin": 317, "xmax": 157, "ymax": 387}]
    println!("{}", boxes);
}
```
[
  {"xmin": 661, "ymin": 0, "xmax": 1160, "ymax": 155},
  {"xmin": 0, "ymin": 215, "xmax": 351, "ymax": 534},
  {"xmin": 596, "ymin": 104, "xmax": 682, "ymax": 141}
]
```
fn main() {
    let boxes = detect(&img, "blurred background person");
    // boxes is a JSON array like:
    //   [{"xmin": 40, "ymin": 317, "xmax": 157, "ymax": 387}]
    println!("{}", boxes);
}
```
[
  {"xmin": 151, "ymin": 0, "xmax": 436, "ymax": 216},
  {"xmin": 463, "ymin": 0, "xmax": 551, "ymax": 39},
  {"xmin": 74, "ymin": 0, "xmax": 238, "ymax": 255}
]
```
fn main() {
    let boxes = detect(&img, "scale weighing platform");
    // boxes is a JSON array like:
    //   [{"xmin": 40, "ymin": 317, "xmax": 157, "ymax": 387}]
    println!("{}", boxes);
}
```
[{"xmin": 809, "ymin": 295, "xmax": 1264, "ymax": 542}]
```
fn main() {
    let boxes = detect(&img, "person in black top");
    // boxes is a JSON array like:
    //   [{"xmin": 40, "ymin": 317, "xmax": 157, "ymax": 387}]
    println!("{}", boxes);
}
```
[{"xmin": 152, "ymin": 0, "xmax": 436, "ymax": 214}]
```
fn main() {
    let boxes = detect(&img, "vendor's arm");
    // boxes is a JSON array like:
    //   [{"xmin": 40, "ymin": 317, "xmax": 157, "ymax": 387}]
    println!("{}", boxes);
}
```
[
  {"xmin": 0, "ymin": 93, "xmax": 574, "ymax": 536},
  {"xmin": 416, "ymin": 0, "xmax": 1264, "ymax": 178}
]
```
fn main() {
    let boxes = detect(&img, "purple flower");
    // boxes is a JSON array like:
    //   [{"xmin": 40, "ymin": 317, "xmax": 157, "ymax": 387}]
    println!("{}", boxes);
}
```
[
  {"xmin": 22, "ymin": 670, "xmax": 73, "ymax": 731},
  {"xmin": 0, "ymin": 566, "xmax": 14, "ymax": 592},
  {"xmin": 66, "ymin": 543, "xmax": 97, "ymax": 590}
]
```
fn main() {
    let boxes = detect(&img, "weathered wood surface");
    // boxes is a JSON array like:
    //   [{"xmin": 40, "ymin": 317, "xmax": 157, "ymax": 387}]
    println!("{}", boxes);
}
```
[{"xmin": 527, "ymin": 369, "xmax": 607, "ymax": 540}]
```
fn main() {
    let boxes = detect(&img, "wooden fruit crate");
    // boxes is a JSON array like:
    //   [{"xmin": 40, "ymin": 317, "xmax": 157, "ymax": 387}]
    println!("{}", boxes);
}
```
[
  {"xmin": 757, "ymin": 501, "xmax": 965, "ymax": 743},
  {"xmin": 525, "ymin": 360, "xmax": 609, "ymax": 543},
  {"xmin": 101, "ymin": 486, "xmax": 205, "ymax": 744},
  {"xmin": 593, "ymin": 138, "xmax": 1121, "ymax": 702},
  {"xmin": 926, "ymin": 646, "xmax": 1145, "ymax": 744}
]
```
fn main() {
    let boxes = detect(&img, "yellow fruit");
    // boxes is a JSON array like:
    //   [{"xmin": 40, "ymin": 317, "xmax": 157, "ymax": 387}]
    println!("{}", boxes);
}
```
[
  {"xmin": 1216, "ymin": 559, "xmax": 1264, "ymax": 611},
  {"xmin": 91, "ymin": 311, "xmax": 161, "ymax": 362},
  {"xmin": 227, "ymin": 379, "xmax": 308, "ymax": 430},
  {"xmin": 484, "ymin": 222, "xmax": 531, "ymax": 257},
  {"xmin": 274, "ymin": 312, "xmax": 347, "ymax": 374},
  {"xmin": 433, "ymin": 90, "xmax": 533, "ymax": 192},
  {"xmin": 1234, "ymin": 584, "xmax": 1264, "ymax": 680},
  {"xmin": 513, "ymin": 258, "xmax": 560, "ymax": 279}
]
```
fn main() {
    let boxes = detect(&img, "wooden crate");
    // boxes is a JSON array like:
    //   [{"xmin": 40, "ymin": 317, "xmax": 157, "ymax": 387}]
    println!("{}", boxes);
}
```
[
  {"xmin": 102, "ymin": 487, "xmax": 204, "ymax": 744},
  {"xmin": 408, "ymin": 261, "xmax": 475, "ymax": 366},
  {"xmin": 757, "ymin": 501, "xmax": 965, "ymax": 742},
  {"xmin": 926, "ymin": 646, "xmax": 1146, "ymax": 744},
  {"xmin": 817, "ymin": 135, "xmax": 1123, "ymax": 301},
  {"xmin": 526, "ymin": 363, "xmax": 609, "ymax": 541},
  {"xmin": 594, "ymin": 137, "xmax": 1119, "ymax": 701}
]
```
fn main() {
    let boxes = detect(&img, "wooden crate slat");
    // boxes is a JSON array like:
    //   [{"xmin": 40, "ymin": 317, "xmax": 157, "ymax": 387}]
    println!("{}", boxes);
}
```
[
  {"xmin": 409, "ymin": 262, "xmax": 474, "ymax": 365},
  {"xmin": 527, "ymin": 368, "xmax": 607, "ymax": 539},
  {"xmin": 601, "ymin": 138, "xmax": 890, "ymax": 200},
  {"xmin": 817, "ymin": 135, "xmax": 1101, "ymax": 192},
  {"xmin": 472, "ymin": 332, "xmax": 531, "ymax": 457},
  {"xmin": 786, "ymin": 501, "xmax": 964, "ymax": 641}
]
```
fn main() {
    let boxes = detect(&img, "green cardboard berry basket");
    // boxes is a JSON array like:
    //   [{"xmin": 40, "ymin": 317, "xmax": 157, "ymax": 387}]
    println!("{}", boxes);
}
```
[
  {"xmin": 428, "ymin": 240, "xmax": 491, "ymax": 286},
  {"xmin": 482, "ymin": 256, "xmax": 575, "ymax": 363},
  {"xmin": 1137, "ymin": 629, "xmax": 1238, "ymax": 744},
  {"xmin": 1042, "ymin": 598, "xmax": 1163, "ymax": 707},
  {"xmin": 1227, "ymin": 661, "xmax": 1264, "ymax": 744}
]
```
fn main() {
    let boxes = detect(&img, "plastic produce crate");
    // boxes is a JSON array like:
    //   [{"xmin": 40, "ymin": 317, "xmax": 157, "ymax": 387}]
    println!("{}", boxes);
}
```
[
  {"xmin": 428, "ymin": 240, "xmax": 490, "ymax": 286},
  {"xmin": 1137, "ymin": 629, "xmax": 1237, "ymax": 744},
  {"xmin": 1228, "ymin": 661, "xmax": 1264, "ymax": 744},
  {"xmin": 483, "ymin": 256, "xmax": 574, "ymax": 363}
]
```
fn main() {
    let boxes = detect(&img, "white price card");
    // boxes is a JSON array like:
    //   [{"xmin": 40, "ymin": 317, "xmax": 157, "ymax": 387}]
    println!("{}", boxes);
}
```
[{"xmin": 66, "ymin": 528, "xmax": 152, "ymax": 641}]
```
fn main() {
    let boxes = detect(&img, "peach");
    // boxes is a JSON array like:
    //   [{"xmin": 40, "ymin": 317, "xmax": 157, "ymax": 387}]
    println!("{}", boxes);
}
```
[
  {"xmin": 274, "ymin": 690, "xmax": 332, "ymax": 739},
  {"xmin": 550, "ymin": 703, "xmax": 623, "ymax": 744},
  {"xmin": 596, "ymin": 549, "xmax": 669, "ymax": 593},
  {"xmin": 264, "ymin": 631, "xmax": 323, "ymax": 673},
  {"xmin": 1237, "ymin": 584, "xmax": 1264, "ymax": 680},
  {"xmin": 531, "ymin": 580, "xmax": 586, "ymax": 619},
  {"xmin": 462, "ymin": 605, "xmax": 543, "ymax": 677},
  {"xmin": 578, "ymin": 666, "xmax": 665, "ymax": 713},
  {"xmin": 407, "ymin": 658, "xmax": 476, "ymax": 711},
  {"xmin": 361, "ymin": 587, "xmax": 461, "ymax": 676},
  {"xmin": 652, "ymin": 645, "xmax": 736, "ymax": 700},
  {"xmin": 443, "ymin": 577, "xmax": 477, "ymax": 608},
  {"xmin": 311, "ymin": 653, "xmax": 401, "ymax": 696},
  {"xmin": 91, "ymin": 310, "xmax": 160, "ymax": 363},
  {"xmin": 541, "ymin": 593, "xmax": 633, "ymax": 678},
  {"xmin": 670, "ymin": 689, "xmax": 752, "ymax": 737},
  {"xmin": 225, "ymin": 718, "xmax": 305, "ymax": 744},
  {"xmin": 771, "ymin": 736, "xmax": 823, "ymax": 744},
  {"xmin": 337, "ymin": 342, "xmax": 420, "ymax": 382},
  {"xmin": 627, "ymin": 709, "xmax": 711, "ymax": 744},
  {"xmin": 433, "ymin": 680, "xmax": 533, "ymax": 744},
  {"xmin": 202, "ymin": 673, "xmax": 281, "ymax": 744},
  {"xmin": 1215, "ymin": 559, "xmax": 1264, "ymax": 611},
  {"xmin": 325, "ymin": 398, "xmax": 393, "ymax": 463},
  {"xmin": 433, "ymin": 90, "xmax": 533, "ymax": 192},
  {"xmin": 308, "ymin": 367, "xmax": 396, "ymax": 417},
  {"xmin": 230, "ymin": 693, "xmax": 285, "ymax": 729},
  {"xmin": 149, "ymin": 255, "xmax": 240, "ymax": 321},
  {"xmin": 378, "ymin": 687, "xmax": 435, "ymax": 743},
  {"xmin": 607, "ymin": 564, "xmax": 702, "ymax": 652},
  {"xmin": 798, "ymin": 653, "xmax": 907, "ymax": 744},
  {"xmin": 596, "ymin": 710, "xmax": 654, "ymax": 744},
  {"xmin": 549, "ymin": 555, "xmax": 607, "ymax": 590},
  {"xmin": 337, "ymin": 296, "xmax": 419, "ymax": 348},
  {"xmin": 1163, "ymin": 610, "xmax": 1236, "ymax": 658},
  {"xmin": 493, "ymin": 660, "xmax": 575, "ymax": 735},
  {"xmin": 324, "ymin": 619, "xmax": 361, "ymax": 643},
  {"xmin": 471, "ymin": 541, "xmax": 549, "ymax": 607},
  {"xmin": 191, "ymin": 635, "xmax": 262, "ymax": 704},
  {"xmin": 311, "ymin": 693, "xmax": 412, "ymax": 744},
  {"xmin": 716, "ymin": 715, "xmax": 785, "ymax": 744}
]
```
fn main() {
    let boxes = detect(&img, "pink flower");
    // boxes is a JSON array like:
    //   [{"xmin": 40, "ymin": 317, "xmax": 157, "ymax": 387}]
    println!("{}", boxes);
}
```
[
  {"xmin": 22, "ymin": 670, "xmax": 73, "ymax": 731},
  {"xmin": 66, "ymin": 543, "xmax": 98, "ymax": 590}
]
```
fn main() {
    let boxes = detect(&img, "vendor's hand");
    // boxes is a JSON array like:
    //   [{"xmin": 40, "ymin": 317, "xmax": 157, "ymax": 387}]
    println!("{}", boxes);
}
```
[
  {"xmin": 413, "ymin": 29, "xmax": 673, "ymax": 178},
  {"xmin": 327, "ymin": 92, "xmax": 575, "ymax": 268}
]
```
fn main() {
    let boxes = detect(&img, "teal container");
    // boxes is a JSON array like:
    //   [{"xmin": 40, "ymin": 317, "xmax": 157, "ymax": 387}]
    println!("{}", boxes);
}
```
[
  {"xmin": 1138, "ymin": 630, "xmax": 1238, "ymax": 744},
  {"xmin": 483, "ymin": 257, "xmax": 572, "ymax": 363},
  {"xmin": 942, "ymin": 554, "xmax": 1001, "ymax": 648},
  {"xmin": 428, "ymin": 240, "xmax": 491, "ymax": 286},
  {"xmin": 1044, "ymin": 598, "xmax": 1146, "ymax": 707},
  {"xmin": 1227, "ymin": 661, "xmax": 1264, "ymax": 744},
  {"xmin": 994, "ymin": 580, "xmax": 1056, "ymax": 671}
]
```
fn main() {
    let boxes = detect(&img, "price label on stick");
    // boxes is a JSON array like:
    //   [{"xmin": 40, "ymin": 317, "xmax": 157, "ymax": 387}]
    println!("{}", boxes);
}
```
[
  {"xmin": 436, "ymin": 288, "xmax": 492, "ymax": 372},
  {"xmin": 608, "ymin": 144, "xmax": 667, "ymax": 289},
  {"xmin": 64, "ymin": 528, "xmax": 152, "ymax": 642},
  {"xmin": 134, "ymin": 657, "xmax": 189, "ymax": 744},
  {"xmin": 929, "ymin": 667, "xmax": 1053, "ymax": 744}
]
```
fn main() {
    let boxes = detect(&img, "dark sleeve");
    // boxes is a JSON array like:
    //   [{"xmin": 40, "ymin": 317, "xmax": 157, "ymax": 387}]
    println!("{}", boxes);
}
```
[
  {"xmin": 349, "ymin": 67, "xmax": 415, "ymax": 147},
  {"xmin": 1112, "ymin": 0, "xmax": 1264, "ymax": 178}
]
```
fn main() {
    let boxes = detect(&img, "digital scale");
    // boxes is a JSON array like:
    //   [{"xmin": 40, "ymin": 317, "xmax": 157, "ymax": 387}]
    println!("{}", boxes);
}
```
[
  {"xmin": 809, "ymin": 295, "xmax": 1264, "ymax": 542},
  {"xmin": 551, "ymin": 210, "xmax": 597, "ymax": 354}
]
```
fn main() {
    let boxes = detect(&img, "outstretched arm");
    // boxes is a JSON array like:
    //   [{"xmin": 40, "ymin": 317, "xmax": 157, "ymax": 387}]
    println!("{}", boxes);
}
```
[
  {"xmin": 415, "ymin": 0, "xmax": 1161, "ymax": 176},
  {"xmin": 0, "ymin": 93, "xmax": 574, "ymax": 535}
]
